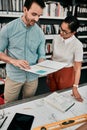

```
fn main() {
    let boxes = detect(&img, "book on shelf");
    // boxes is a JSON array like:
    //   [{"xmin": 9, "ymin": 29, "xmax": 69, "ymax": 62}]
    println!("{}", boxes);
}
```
[
  {"xmin": 0, "ymin": 0, "xmax": 2, "ymax": 12},
  {"xmin": 0, "ymin": 0, "xmax": 24, "ymax": 13},
  {"xmin": 44, "ymin": 92, "xmax": 75, "ymax": 112},
  {"xmin": 43, "ymin": 1, "xmax": 66, "ymax": 17},
  {"xmin": 50, "ymin": 2, "xmax": 56, "ymax": 17},
  {"xmin": 46, "ymin": 43, "xmax": 53, "ymax": 54},
  {"xmin": 20, "ymin": 60, "xmax": 68, "ymax": 76},
  {"xmin": 43, "ymin": 3, "xmax": 49, "ymax": 16},
  {"xmin": 40, "ymin": 24, "xmax": 59, "ymax": 35},
  {"xmin": 2, "ymin": 0, "xmax": 8, "ymax": 12}
]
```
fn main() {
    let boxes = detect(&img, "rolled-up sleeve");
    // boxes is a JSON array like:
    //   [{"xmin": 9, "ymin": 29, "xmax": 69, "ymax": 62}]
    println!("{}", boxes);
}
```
[
  {"xmin": 0, "ymin": 26, "xmax": 8, "ymax": 52},
  {"xmin": 38, "ymin": 31, "xmax": 46, "ymax": 60},
  {"xmin": 75, "ymin": 42, "xmax": 83, "ymax": 62}
]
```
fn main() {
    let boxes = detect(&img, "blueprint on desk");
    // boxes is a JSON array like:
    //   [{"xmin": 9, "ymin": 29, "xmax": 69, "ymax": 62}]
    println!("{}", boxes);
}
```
[{"xmin": 0, "ymin": 85, "xmax": 87, "ymax": 130}]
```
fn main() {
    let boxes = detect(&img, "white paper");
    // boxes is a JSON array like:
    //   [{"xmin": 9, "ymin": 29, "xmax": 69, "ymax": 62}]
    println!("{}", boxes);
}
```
[
  {"xmin": 37, "ymin": 60, "xmax": 67, "ymax": 69},
  {"xmin": 1, "ymin": 85, "xmax": 87, "ymax": 130},
  {"xmin": 44, "ymin": 92, "xmax": 75, "ymax": 112},
  {"xmin": 21, "ymin": 60, "xmax": 68, "ymax": 75}
]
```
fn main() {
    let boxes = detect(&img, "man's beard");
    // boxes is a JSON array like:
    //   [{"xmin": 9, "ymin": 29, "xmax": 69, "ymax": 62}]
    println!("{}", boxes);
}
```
[
  {"xmin": 29, "ymin": 20, "xmax": 36, "ymax": 26},
  {"xmin": 24, "ymin": 15, "xmax": 36, "ymax": 26}
]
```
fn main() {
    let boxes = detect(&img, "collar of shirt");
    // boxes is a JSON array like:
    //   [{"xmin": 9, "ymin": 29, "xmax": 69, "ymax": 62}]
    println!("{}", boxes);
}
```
[
  {"xmin": 20, "ymin": 17, "xmax": 34, "ymax": 29},
  {"xmin": 61, "ymin": 35, "xmax": 75, "ymax": 44},
  {"xmin": 20, "ymin": 17, "xmax": 27, "ymax": 27}
]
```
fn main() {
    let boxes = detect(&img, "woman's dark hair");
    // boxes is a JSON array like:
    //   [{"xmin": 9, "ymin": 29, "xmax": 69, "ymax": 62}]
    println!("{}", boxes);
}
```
[
  {"xmin": 24, "ymin": 0, "xmax": 45, "ymax": 10},
  {"xmin": 62, "ymin": 16, "xmax": 80, "ymax": 32}
]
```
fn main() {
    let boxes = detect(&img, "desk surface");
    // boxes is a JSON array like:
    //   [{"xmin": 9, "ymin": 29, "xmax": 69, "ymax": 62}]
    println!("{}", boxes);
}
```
[{"xmin": 0, "ymin": 84, "xmax": 87, "ymax": 130}]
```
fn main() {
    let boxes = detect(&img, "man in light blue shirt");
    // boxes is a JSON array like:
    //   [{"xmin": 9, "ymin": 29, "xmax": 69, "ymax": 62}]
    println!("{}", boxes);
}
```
[{"xmin": 0, "ymin": 0, "xmax": 46, "ymax": 103}]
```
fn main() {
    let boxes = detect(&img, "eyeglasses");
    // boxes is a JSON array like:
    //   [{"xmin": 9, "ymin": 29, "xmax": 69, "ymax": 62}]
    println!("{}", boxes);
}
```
[{"xmin": 59, "ymin": 27, "xmax": 71, "ymax": 35}]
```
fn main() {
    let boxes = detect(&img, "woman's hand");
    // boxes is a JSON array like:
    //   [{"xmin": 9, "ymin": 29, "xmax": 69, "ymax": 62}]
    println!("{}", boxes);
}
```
[{"xmin": 72, "ymin": 87, "xmax": 83, "ymax": 102}]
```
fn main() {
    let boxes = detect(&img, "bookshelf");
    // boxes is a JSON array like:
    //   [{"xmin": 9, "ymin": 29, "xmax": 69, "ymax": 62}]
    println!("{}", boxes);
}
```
[
  {"xmin": 0, "ymin": 0, "xmax": 87, "ymax": 84},
  {"xmin": 0, "ymin": 62, "xmax": 6, "ymax": 85},
  {"xmin": 74, "ymin": 0, "xmax": 87, "ymax": 84},
  {"xmin": 75, "ymin": 3, "xmax": 87, "ymax": 70}
]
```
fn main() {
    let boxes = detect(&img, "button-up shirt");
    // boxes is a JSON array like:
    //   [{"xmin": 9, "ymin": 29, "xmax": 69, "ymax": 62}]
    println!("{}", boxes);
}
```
[{"xmin": 0, "ymin": 17, "xmax": 46, "ymax": 82}]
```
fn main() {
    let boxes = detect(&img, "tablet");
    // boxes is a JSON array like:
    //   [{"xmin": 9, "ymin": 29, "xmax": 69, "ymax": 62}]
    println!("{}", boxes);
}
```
[{"xmin": 7, "ymin": 113, "xmax": 34, "ymax": 130}]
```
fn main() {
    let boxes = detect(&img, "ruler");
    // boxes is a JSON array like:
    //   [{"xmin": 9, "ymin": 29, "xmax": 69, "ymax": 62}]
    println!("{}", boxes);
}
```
[{"xmin": 33, "ymin": 114, "xmax": 87, "ymax": 130}]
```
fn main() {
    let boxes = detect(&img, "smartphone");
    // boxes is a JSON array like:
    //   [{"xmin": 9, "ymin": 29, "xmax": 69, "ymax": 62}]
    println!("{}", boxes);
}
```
[{"xmin": 7, "ymin": 113, "xmax": 34, "ymax": 130}]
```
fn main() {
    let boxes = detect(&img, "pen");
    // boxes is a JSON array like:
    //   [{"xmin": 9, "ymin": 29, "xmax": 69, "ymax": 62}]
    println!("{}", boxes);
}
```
[
  {"xmin": 65, "ymin": 103, "xmax": 75, "ymax": 112},
  {"xmin": 0, "ymin": 116, "xmax": 8, "ymax": 128}
]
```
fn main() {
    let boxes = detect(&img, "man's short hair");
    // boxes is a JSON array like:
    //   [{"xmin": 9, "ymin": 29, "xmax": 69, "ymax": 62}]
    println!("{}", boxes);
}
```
[{"xmin": 24, "ymin": 0, "xmax": 45, "ymax": 10}]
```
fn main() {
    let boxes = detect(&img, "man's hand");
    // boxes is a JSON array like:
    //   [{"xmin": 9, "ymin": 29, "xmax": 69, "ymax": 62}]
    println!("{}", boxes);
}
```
[
  {"xmin": 10, "ymin": 59, "xmax": 30, "ymax": 69},
  {"xmin": 38, "ymin": 58, "xmax": 45, "ymax": 63}
]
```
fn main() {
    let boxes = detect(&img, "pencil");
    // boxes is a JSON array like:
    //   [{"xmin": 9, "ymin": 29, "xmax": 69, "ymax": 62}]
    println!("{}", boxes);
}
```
[{"xmin": 0, "ymin": 116, "xmax": 8, "ymax": 128}]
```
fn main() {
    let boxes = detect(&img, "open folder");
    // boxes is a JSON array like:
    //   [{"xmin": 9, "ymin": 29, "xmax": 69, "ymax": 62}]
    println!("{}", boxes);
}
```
[{"xmin": 21, "ymin": 60, "xmax": 68, "ymax": 76}]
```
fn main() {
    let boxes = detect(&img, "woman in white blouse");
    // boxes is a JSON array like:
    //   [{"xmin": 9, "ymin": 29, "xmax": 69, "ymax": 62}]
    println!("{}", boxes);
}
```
[{"xmin": 47, "ymin": 16, "xmax": 83, "ymax": 102}]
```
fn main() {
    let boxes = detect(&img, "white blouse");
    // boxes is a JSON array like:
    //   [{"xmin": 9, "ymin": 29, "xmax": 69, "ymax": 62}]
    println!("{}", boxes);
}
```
[{"xmin": 52, "ymin": 35, "xmax": 83, "ymax": 67}]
